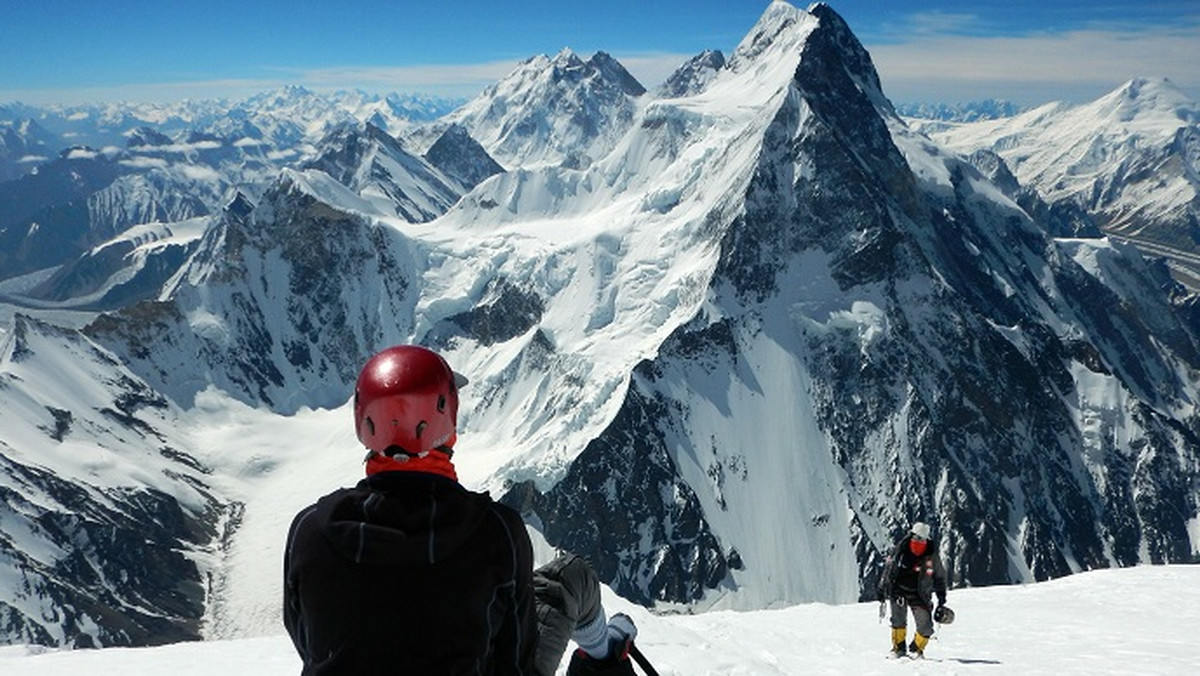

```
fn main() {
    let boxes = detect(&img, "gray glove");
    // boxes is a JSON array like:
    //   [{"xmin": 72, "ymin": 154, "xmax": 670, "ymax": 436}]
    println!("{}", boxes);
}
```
[
  {"xmin": 532, "ymin": 553, "xmax": 603, "ymax": 676},
  {"xmin": 534, "ymin": 553, "xmax": 602, "ymax": 627}
]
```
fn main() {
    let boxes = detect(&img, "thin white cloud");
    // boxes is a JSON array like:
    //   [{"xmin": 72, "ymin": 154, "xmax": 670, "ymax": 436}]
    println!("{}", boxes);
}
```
[
  {"xmin": 867, "ymin": 24, "xmax": 1200, "ymax": 104},
  {"xmin": 883, "ymin": 11, "xmax": 983, "ymax": 36},
  {"xmin": 0, "ymin": 62, "xmax": 529, "ymax": 105},
  {"xmin": 611, "ymin": 53, "xmax": 696, "ymax": 89},
  {"xmin": 294, "ymin": 60, "xmax": 522, "ymax": 91},
  {"xmin": 0, "ymin": 79, "xmax": 287, "ymax": 106},
  {"xmin": 119, "ymin": 156, "xmax": 169, "ymax": 170}
]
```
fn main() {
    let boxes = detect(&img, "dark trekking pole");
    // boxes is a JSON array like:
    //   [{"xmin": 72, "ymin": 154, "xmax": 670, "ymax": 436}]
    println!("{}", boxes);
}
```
[{"xmin": 629, "ymin": 644, "xmax": 660, "ymax": 676}]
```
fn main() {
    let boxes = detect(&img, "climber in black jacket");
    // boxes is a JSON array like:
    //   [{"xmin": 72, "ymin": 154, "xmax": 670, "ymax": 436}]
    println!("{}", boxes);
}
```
[
  {"xmin": 877, "ymin": 521, "xmax": 949, "ymax": 658},
  {"xmin": 284, "ymin": 345, "xmax": 637, "ymax": 675}
]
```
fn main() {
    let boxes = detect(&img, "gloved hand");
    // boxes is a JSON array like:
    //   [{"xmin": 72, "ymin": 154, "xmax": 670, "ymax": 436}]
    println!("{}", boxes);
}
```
[
  {"xmin": 533, "ymin": 554, "xmax": 604, "ymax": 676},
  {"xmin": 566, "ymin": 614, "xmax": 639, "ymax": 676},
  {"xmin": 606, "ymin": 613, "xmax": 637, "ymax": 652},
  {"xmin": 535, "ymin": 553, "xmax": 602, "ymax": 627}
]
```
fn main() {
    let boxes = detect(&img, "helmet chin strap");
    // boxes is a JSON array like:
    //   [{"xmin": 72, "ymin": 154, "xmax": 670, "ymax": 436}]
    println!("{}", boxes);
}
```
[
  {"xmin": 385, "ymin": 445, "xmax": 420, "ymax": 458},
  {"xmin": 363, "ymin": 444, "xmax": 454, "ymax": 464}
]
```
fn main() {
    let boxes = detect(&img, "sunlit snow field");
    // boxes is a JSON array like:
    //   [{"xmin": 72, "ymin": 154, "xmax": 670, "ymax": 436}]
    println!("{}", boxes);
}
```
[{"xmin": 1, "ymin": 565, "xmax": 1195, "ymax": 675}]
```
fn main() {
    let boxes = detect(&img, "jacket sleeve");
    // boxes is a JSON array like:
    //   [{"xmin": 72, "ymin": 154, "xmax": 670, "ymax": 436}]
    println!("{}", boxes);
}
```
[
  {"xmin": 491, "ymin": 507, "xmax": 539, "ymax": 676},
  {"xmin": 282, "ymin": 507, "xmax": 314, "ymax": 664}
]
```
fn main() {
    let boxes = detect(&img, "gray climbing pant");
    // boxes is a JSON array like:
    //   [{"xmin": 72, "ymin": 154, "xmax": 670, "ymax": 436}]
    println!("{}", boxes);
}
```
[{"xmin": 889, "ymin": 596, "xmax": 934, "ymax": 637}]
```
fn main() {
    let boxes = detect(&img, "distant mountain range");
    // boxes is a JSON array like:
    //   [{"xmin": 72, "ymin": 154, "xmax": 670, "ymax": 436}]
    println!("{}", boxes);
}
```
[
  {"xmin": 914, "ymin": 77, "xmax": 1200, "ymax": 290},
  {"xmin": 894, "ymin": 99, "xmax": 1024, "ymax": 122},
  {"xmin": 2, "ymin": 1, "xmax": 1199, "ymax": 649}
]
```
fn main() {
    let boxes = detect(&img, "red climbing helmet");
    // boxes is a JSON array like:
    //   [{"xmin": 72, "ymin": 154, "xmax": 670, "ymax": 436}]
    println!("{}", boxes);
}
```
[{"xmin": 353, "ymin": 345, "xmax": 465, "ymax": 456}]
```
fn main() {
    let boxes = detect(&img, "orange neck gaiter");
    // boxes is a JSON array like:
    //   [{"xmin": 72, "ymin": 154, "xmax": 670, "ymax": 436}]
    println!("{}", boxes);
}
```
[{"xmin": 365, "ymin": 449, "xmax": 458, "ymax": 482}]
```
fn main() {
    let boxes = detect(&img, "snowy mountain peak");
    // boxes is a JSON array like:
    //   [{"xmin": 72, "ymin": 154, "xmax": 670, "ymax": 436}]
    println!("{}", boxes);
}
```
[
  {"xmin": 725, "ymin": 2, "xmax": 890, "ymax": 114},
  {"xmin": 1097, "ymin": 76, "xmax": 1198, "ymax": 124},
  {"xmin": 805, "ymin": 2, "xmax": 892, "ymax": 112},
  {"xmin": 301, "ymin": 122, "xmax": 467, "ymax": 221},
  {"xmin": 728, "ymin": 0, "xmax": 810, "ymax": 70},
  {"xmin": 927, "ymin": 76, "xmax": 1199, "ymax": 252},
  {"xmin": 587, "ymin": 51, "xmax": 647, "ymax": 97},
  {"xmin": 125, "ymin": 125, "xmax": 174, "ymax": 148},
  {"xmin": 224, "ymin": 190, "xmax": 256, "ymax": 220},
  {"xmin": 658, "ymin": 50, "xmax": 726, "ymax": 98},
  {"xmin": 443, "ymin": 46, "xmax": 646, "ymax": 167},
  {"xmin": 551, "ymin": 47, "xmax": 585, "ymax": 69},
  {"xmin": 248, "ymin": 84, "xmax": 319, "ymax": 108}
]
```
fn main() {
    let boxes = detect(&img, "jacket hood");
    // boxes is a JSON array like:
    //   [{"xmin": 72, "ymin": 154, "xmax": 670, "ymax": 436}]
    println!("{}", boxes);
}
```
[{"xmin": 314, "ymin": 472, "xmax": 494, "ymax": 566}]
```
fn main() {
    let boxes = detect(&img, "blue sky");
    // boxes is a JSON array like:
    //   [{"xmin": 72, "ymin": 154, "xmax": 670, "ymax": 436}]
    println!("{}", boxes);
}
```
[{"xmin": 2, "ymin": 0, "xmax": 1198, "ymax": 107}]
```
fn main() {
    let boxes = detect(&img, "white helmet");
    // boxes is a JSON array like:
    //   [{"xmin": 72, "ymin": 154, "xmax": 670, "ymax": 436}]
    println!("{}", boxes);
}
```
[{"xmin": 911, "ymin": 522, "xmax": 932, "ymax": 540}]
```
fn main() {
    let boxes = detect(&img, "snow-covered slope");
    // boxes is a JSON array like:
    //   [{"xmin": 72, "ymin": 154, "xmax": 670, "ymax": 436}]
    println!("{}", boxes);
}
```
[
  {"xmin": 0, "ymin": 315, "xmax": 227, "ymax": 646},
  {"xmin": 1, "ymin": 565, "xmax": 1197, "ymax": 675}
]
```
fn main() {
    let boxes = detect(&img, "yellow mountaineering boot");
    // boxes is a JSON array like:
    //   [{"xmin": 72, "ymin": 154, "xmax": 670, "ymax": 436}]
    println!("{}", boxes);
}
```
[
  {"xmin": 911, "ymin": 633, "xmax": 930, "ymax": 658},
  {"xmin": 890, "ymin": 627, "xmax": 908, "ymax": 657}
]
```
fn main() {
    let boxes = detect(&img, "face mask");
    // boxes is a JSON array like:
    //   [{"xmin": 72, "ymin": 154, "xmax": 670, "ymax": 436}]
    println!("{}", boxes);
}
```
[{"xmin": 909, "ymin": 538, "xmax": 928, "ymax": 556}]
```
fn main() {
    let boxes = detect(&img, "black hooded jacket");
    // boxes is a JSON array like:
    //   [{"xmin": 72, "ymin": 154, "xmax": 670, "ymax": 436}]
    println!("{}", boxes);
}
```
[
  {"xmin": 284, "ymin": 471, "xmax": 537, "ymax": 675},
  {"xmin": 878, "ymin": 534, "xmax": 948, "ymax": 609}
]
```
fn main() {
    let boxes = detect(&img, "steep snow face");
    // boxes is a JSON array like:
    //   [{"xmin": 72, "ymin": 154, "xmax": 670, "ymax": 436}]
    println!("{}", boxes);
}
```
[
  {"xmin": 0, "ymin": 316, "xmax": 226, "ymax": 647},
  {"xmin": 89, "ymin": 169, "xmax": 423, "ymax": 414},
  {"xmin": 302, "ymin": 123, "xmax": 467, "ymax": 221},
  {"xmin": 926, "ymin": 78, "xmax": 1200, "ymax": 247},
  {"xmin": 414, "ymin": 7, "xmax": 821, "ymax": 497}
]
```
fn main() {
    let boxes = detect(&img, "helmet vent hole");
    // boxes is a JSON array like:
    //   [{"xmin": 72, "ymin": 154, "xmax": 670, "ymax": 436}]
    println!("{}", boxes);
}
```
[
  {"xmin": 366, "ymin": 417, "xmax": 375, "ymax": 436},
  {"xmin": 437, "ymin": 395, "xmax": 446, "ymax": 412},
  {"xmin": 416, "ymin": 421, "xmax": 427, "ymax": 439}
]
